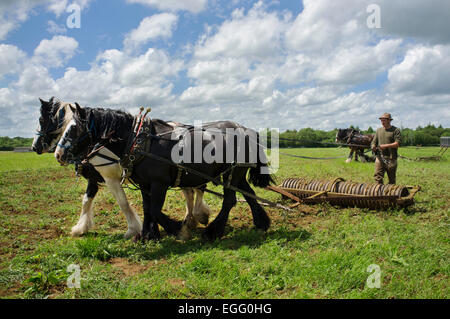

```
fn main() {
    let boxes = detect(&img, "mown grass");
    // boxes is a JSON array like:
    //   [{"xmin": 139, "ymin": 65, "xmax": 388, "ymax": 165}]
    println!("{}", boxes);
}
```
[
  {"xmin": 0, "ymin": 147, "xmax": 448, "ymax": 299},
  {"xmin": 0, "ymin": 151, "xmax": 58, "ymax": 172}
]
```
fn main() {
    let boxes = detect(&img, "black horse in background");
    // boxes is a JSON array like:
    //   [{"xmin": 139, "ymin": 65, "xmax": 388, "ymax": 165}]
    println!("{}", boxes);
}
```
[
  {"xmin": 335, "ymin": 128, "xmax": 374, "ymax": 163},
  {"xmin": 55, "ymin": 104, "xmax": 274, "ymax": 242}
]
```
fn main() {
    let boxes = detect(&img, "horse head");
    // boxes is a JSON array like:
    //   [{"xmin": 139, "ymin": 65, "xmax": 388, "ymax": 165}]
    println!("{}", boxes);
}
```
[
  {"xmin": 54, "ymin": 103, "xmax": 91, "ymax": 165},
  {"xmin": 336, "ymin": 128, "xmax": 350, "ymax": 143},
  {"xmin": 31, "ymin": 97, "xmax": 74, "ymax": 154}
]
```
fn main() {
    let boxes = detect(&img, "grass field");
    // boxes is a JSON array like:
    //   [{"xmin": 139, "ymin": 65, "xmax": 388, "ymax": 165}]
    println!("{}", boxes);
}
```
[{"xmin": 0, "ymin": 147, "xmax": 448, "ymax": 299}]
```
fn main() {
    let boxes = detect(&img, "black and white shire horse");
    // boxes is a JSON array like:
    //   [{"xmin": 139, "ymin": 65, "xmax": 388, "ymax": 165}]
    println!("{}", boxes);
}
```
[
  {"xmin": 55, "ymin": 104, "xmax": 273, "ymax": 241},
  {"xmin": 335, "ymin": 128, "xmax": 374, "ymax": 163},
  {"xmin": 32, "ymin": 98, "xmax": 211, "ymax": 240}
]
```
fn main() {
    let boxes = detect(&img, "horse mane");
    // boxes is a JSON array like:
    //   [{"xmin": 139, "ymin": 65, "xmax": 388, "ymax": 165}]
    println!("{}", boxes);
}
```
[
  {"xmin": 84, "ymin": 107, "xmax": 134, "ymax": 140},
  {"xmin": 38, "ymin": 97, "xmax": 74, "ymax": 134}
]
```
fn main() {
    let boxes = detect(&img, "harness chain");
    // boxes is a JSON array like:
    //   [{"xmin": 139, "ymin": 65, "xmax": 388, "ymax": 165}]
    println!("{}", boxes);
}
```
[{"xmin": 135, "ymin": 149, "xmax": 292, "ymax": 212}]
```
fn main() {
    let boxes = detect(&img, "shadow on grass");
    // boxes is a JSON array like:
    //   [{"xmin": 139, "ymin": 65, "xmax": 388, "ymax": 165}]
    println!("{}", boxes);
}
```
[{"xmin": 75, "ymin": 226, "xmax": 311, "ymax": 262}]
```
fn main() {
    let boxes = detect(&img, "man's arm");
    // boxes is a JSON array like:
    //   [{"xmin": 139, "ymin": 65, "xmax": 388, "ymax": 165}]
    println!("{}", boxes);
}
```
[
  {"xmin": 371, "ymin": 131, "xmax": 378, "ymax": 151},
  {"xmin": 379, "ymin": 141, "xmax": 399, "ymax": 150}
]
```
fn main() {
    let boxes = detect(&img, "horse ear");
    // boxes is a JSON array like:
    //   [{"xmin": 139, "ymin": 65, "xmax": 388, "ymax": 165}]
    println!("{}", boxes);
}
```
[
  {"xmin": 49, "ymin": 96, "xmax": 54, "ymax": 104},
  {"xmin": 39, "ymin": 98, "xmax": 51, "ymax": 111},
  {"xmin": 69, "ymin": 103, "xmax": 76, "ymax": 113},
  {"xmin": 74, "ymin": 102, "xmax": 86, "ymax": 119}
]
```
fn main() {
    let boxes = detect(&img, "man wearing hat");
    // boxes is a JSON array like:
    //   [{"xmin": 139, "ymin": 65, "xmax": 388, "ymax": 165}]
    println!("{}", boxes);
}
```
[{"xmin": 371, "ymin": 113, "xmax": 402, "ymax": 184}]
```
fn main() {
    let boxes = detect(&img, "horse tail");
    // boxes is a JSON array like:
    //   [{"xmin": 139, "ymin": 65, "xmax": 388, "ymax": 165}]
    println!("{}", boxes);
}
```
[{"xmin": 248, "ymin": 133, "xmax": 274, "ymax": 188}]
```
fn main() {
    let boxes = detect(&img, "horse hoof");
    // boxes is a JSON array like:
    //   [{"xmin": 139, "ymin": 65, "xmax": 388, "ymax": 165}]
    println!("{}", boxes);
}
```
[
  {"xmin": 202, "ymin": 223, "xmax": 224, "ymax": 242},
  {"xmin": 124, "ymin": 228, "xmax": 141, "ymax": 239},
  {"xmin": 202, "ymin": 230, "xmax": 216, "ymax": 242},
  {"xmin": 70, "ymin": 225, "xmax": 88, "ymax": 237},
  {"xmin": 135, "ymin": 230, "xmax": 161, "ymax": 243},
  {"xmin": 255, "ymin": 216, "xmax": 271, "ymax": 232},
  {"xmin": 177, "ymin": 223, "xmax": 192, "ymax": 241},
  {"xmin": 169, "ymin": 221, "xmax": 183, "ymax": 237},
  {"xmin": 133, "ymin": 233, "xmax": 141, "ymax": 243},
  {"xmin": 196, "ymin": 213, "xmax": 209, "ymax": 226},
  {"xmin": 184, "ymin": 218, "xmax": 197, "ymax": 230}
]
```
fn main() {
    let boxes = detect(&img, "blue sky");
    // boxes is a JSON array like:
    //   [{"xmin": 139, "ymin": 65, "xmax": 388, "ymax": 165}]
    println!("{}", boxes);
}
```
[{"xmin": 0, "ymin": 0, "xmax": 449, "ymax": 137}]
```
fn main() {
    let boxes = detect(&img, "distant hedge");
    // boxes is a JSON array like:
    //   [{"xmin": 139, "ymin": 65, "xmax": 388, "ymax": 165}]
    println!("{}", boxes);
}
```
[
  {"xmin": 1, "ymin": 123, "xmax": 448, "ymax": 150},
  {"xmin": 262, "ymin": 124, "xmax": 449, "ymax": 148},
  {"xmin": 0, "ymin": 137, "xmax": 34, "ymax": 151}
]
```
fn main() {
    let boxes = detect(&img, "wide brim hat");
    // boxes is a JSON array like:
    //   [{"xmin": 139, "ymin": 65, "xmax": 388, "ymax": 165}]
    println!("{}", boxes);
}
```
[{"xmin": 379, "ymin": 113, "xmax": 393, "ymax": 120}]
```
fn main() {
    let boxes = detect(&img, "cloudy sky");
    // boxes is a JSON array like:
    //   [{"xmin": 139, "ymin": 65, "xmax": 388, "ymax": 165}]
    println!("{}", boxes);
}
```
[{"xmin": 0, "ymin": 0, "xmax": 449, "ymax": 137}]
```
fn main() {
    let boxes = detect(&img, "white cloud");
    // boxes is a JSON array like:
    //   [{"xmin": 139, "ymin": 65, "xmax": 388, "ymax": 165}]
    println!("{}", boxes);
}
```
[
  {"xmin": 46, "ymin": 0, "xmax": 93, "ymax": 16},
  {"xmin": 119, "ymin": 48, "xmax": 183, "ymax": 86},
  {"xmin": 14, "ymin": 64, "xmax": 56, "ymax": 96},
  {"xmin": 0, "ymin": 44, "xmax": 26, "ymax": 79},
  {"xmin": 0, "ymin": 0, "xmax": 94, "ymax": 40},
  {"xmin": 126, "ymin": 0, "xmax": 207, "ymax": 13},
  {"xmin": 123, "ymin": 13, "xmax": 178, "ymax": 51},
  {"xmin": 188, "ymin": 58, "xmax": 250, "ymax": 84},
  {"xmin": 194, "ymin": 2, "xmax": 289, "ymax": 61},
  {"xmin": 51, "ymin": 46, "xmax": 184, "ymax": 108},
  {"xmin": 313, "ymin": 39, "xmax": 403, "ymax": 85},
  {"xmin": 387, "ymin": 45, "xmax": 450, "ymax": 96},
  {"xmin": 2, "ymin": 0, "xmax": 450, "ymax": 137},
  {"xmin": 33, "ymin": 35, "xmax": 79, "ymax": 68},
  {"xmin": 285, "ymin": 0, "xmax": 369, "ymax": 53},
  {"xmin": 0, "ymin": 0, "xmax": 35, "ymax": 40},
  {"xmin": 47, "ymin": 20, "xmax": 67, "ymax": 34},
  {"xmin": 375, "ymin": 0, "xmax": 450, "ymax": 45}
]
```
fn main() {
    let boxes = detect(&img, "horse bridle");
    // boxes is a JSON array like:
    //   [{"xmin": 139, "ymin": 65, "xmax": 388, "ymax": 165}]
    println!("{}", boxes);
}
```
[
  {"xmin": 36, "ymin": 107, "xmax": 67, "ymax": 151},
  {"xmin": 58, "ymin": 117, "xmax": 97, "ymax": 165},
  {"xmin": 346, "ymin": 129, "xmax": 357, "ymax": 144}
]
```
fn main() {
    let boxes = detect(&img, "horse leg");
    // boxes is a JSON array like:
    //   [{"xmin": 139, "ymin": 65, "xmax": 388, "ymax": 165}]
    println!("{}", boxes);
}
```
[
  {"xmin": 139, "ymin": 187, "xmax": 161, "ymax": 241},
  {"xmin": 346, "ymin": 149, "xmax": 354, "ymax": 163},
  {"xmin": 104, "ymin": 177, "xmax": 142, "ymax": 239},
  {"xmin": 71, "ymin": 179, "xmax": 98, "ymax": 236},
  {"xmin": 203, "ymin": 187, "xmax": 236, "ymax": 241},
  {"xmin": 359, "ymin": 149, "xmax": 367, "ymax": 162},
  {"xmin": 148, "ymin": 181, "xmax": 182, "ymax": 237},
  {"xmin": 178, "ymin": 188, "xmax": 195, "ymax": 241},
  {"xmin": 203, "ymin": 168, "xmax": 246, "ymax": 241},
  {"xmin": 193, "ymin": 188, "xmax": 211, "ymax": 226},
  {"xmin": 355, "ymin": 149, "xmax": 360, "ymax": 162},
  {"xmin": 238, "ymin": 178, "xmax": 270, "ymax": 231}
]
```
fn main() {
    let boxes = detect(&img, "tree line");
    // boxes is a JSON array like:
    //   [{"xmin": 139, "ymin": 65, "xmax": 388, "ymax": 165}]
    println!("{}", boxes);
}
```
[
  {"xmin": 264, "ymin": 124, "xmax": 450, "ymax": 148},
  {"xmin": 0, "ymin": 124, "xmax": 448, "ymax": 151},
  {"xmin": 0, "ymin": 137, "xmax": 34, "ymax": 151}
]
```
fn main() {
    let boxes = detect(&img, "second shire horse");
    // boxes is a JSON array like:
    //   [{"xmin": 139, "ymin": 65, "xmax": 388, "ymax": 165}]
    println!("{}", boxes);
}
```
[
  {"xmin": 55, "ymin": 105, "xmax": 274, "ymax": 241},
  {"xmin": 335, "ymin": 128, "xmax": 374, "ymax": 163},
  {"xmin": 32, "ymin": 98, "xmax": 210, "ymax": 240}
]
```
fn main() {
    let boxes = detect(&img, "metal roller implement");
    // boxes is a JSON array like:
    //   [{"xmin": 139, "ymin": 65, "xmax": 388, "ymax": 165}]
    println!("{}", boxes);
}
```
[{"xmin": 270, "ymin": 177, "xmax": 420, "ymax": 209}]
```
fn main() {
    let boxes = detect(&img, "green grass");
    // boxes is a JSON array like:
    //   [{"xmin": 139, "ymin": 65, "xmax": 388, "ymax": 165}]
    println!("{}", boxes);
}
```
[
  {"xmin": 0, "ymin": 151, "xmax": 58, "ymax": 172},
  {"xmin": 0, "ymin": 148, "xmax": 448, "ymax": 299}
]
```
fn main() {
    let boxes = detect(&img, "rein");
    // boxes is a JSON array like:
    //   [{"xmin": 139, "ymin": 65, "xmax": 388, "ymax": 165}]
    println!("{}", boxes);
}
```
[
  {"xmin": 135, "ymin": 149, "xmax": 292, "ymax": 212},
  {"xmin": 36, "ymin": 107, "xmax": 68, "ymax": 138},
  {"xmin": 59, "ymin": 117, "xmax": 98, "ymax": 165}
]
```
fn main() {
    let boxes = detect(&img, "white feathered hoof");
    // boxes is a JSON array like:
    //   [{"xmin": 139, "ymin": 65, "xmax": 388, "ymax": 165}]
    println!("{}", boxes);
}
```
[
  {"xmin": 124, "ymin": 227, "xmax": 141, "ymax": 239},
  {"xmin": 70, "ymin": 223, "xmax": 90, "ymax": 237},
  {"xmin": 176, "ymin": 223, "xmax": 192, "ymax": 241},
  {"xmin": 195, "ymin": 211, "xmax": 209, "ymax": 226},
  {"xmin": 345, "ymin": 158, "xmax": 352, "ymax": 163},
  {"xmin": 184, "ymin": 216, "xmax": 198, "ymax": 230},
  {"xmin": 195, "ymin": 204, "xmax": 211, "ymax": 226}
]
